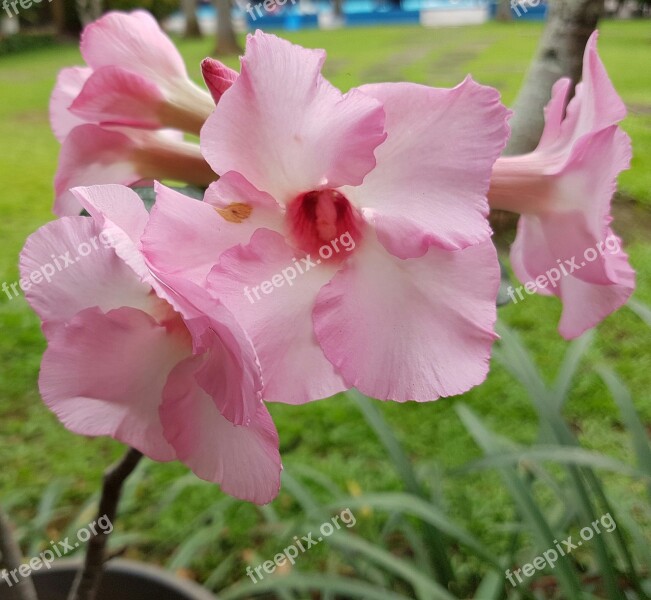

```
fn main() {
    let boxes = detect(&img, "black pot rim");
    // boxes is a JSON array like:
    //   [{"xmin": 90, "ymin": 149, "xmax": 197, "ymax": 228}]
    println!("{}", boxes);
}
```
[{"xmin": 30, "ymin": 558, "xmax": 218, "ymax": 600}]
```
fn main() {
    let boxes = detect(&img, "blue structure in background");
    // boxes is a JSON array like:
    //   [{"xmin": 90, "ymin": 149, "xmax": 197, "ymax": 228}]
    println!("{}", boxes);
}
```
[
  {"xmin": 186, "ymin": 0, "xmax": 546, "ymax": 32},
  {"xmin": 243, "ymin": 0, "xmax": 496, "ymax": 29}
]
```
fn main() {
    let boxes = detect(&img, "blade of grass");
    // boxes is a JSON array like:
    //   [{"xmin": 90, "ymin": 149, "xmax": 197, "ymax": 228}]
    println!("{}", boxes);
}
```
[
  {"xmin": 552, "ymin": 331, "xmax": 594, "ymax": 409},
  {"xmin": 348, "ymin": 390, "xmax": 453, "ymax": 586},
  {"xmin": 327, "ymin": 532, "xmax": 456, "ymax": 600},
  {"xmin": 495, "ymin": 323, "xmax": 630, "ymax": 600},
  {"xmin": 324, "ymin": 493, "xmax": 502, "ymax": 570},
  {"xmin": 457, "ymin": 446, "xmax": 646, "ymax": 479},
  {"xmin": 456, "ymin": 404, "xmax": 583, "ymax": 598},
  {"xmin": 219, "ymin": 573, "xmax": 417, "ymax": 600},
  {"xmin": 598, "ymin": 365, "xmax": 651, "ymax": 499}
]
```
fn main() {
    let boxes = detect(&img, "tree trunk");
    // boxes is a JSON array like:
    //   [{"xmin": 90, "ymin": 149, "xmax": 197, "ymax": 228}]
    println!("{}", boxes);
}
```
[
  {"xmin": 495, "ymin": 0, "xmax": 513, "ymax": 21},
  {"xmin": 182, "ymin": 0, "xmax": 202, "ymax": 38},
  {"xmin": 214, "ymin": 0, "xmax": 241, "ymax": 55},
  {"xmin": 51, "ymin": 0, "xmax": 83, "ymax": 40},
  {"xmin": 76, "ymin": 0, "xmax": 102, "ymax": 27},
  {"xmin": 505, "ymin": 0, "xmax": 603, "ymax": 155}
]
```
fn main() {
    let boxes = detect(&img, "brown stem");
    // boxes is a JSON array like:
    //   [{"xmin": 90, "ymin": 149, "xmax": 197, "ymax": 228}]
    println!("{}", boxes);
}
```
[
  {"xmin": 67, "ymin": 448, "xmax": 143, "ymax": 600},
  {"xmin": 0, "ymin": 505, "xmax": 39, "ymax": 600}
]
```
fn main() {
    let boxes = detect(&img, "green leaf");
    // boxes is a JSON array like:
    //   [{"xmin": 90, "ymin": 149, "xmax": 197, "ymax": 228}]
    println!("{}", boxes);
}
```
[
  {"xmin": 458, "ymin": 445, "xmax": 646, "ymax": 479},
  {"xmin": 326, "ymin": 532, "xmax": 456, "ymax": 600},
  {"xmin": 474, "ymin": 570, "xmax": 506, "ymax": 600},
  {"xmin": 323, "ymin": 493, "xmax": 501, "ymax": 570},
  {"xmin": 552, "ymin": 331, "xmax": 594, "ymax": 409},
  {"xmin": 493, "ymin": 324, "xmax": 631, "ymax": 599},
  {"xmin": 627, "ymin": 298, "xmax": 651, "ymax": 328},
  {"xmin": 348, "ymin": 390, "xmax": 453, "ymax": 585},
  {"xmin": 598, "ymin": 365, "xmax": 651, "ymax": 499},
  {"xmin": 456, "ymin": 404, "xmax": 584, "ymax": 597},
  {"xmin": 219, "ymin": 573, "xmax": 416, "ymax": 600},
  {"xmin": 497, "ymin": 257, "xmax": 513, "ymax": 307}
]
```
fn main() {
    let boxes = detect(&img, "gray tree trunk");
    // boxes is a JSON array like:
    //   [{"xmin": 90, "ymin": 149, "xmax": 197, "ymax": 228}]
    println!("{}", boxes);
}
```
[
  {"xmin": 214, "ymin": 0, "xmax": 242, "ymax": 55},
  {"xmin": 496, "ymin": 0, "xmax": 513, "ymax": 21},
  {"xmin": 182, "ymin": 0, "xmax": 202, "ymax": 38},
  {"xmin": 51, "ymin": 0, "xmax": 83, "ymax": 40},
  {"xmin": 76, "ymin": 0, "xmax": 102, "ymax": 27},
  {"xmin": 505, "ymin": 0, "xmax": 603, "ymax": 155}
]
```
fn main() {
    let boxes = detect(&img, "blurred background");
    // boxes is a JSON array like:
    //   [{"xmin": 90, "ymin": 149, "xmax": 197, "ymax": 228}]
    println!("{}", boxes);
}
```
[{"xmin": 0, "ymin": 1, "xmax": 650, "ymax": 598}]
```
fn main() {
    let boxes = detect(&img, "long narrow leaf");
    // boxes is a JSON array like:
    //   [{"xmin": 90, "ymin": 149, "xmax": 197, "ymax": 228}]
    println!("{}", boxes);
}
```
[
  {"xmin": 219, "ymin": 573, "xmax": 416, "ymax": 600},
  {"xmin": 324, "ymin": 493, "xmax": 501, "ymax": 570},
  {"xmin": 456, "ymin": 404, "xmax": 583, "ymax": 597},
  {"xmin": 598, "ymin": 365, "xmax": 651, "ymax": 499},
  {"xmin": 327, "ymin": 532, "xmax": 456, "ymax": 600},
  {"xmin": 458, "ymin": 446, "xmax": 646, "ymax": 479},
  {"xmin": 349, "ymin": 390, "xmax": 452, "ymax": 585}
]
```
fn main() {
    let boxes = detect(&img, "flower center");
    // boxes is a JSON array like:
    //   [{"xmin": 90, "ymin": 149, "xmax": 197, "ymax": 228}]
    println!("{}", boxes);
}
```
[{"xmin": 287, "ymin": 189, "xmax": 363, "ymax": 256}]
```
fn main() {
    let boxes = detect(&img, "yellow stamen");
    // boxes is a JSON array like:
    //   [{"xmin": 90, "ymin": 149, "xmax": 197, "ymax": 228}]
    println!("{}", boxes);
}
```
[{"xmin": 215, "ymin": 202, "xmax": 253, "ymax": 223}]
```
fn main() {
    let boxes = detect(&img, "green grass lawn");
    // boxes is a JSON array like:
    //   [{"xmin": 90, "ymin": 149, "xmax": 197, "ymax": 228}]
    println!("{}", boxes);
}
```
[{"xmin": 0, "ymin": 19, "xmax": 650, "ymax": 591}]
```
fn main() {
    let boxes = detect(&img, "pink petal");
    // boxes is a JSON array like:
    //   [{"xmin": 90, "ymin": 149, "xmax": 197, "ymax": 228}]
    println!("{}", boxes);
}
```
[
  {"xmin": 156, "ymin": 275, "xmax": 264, "ymax": 426},
  {"xmin": 19, "ymin": 216, "xmax": 157, "ymax": 325},
  {"xmin": 490, "ymin": 124, "xmax": 631, "ymax": 231},
  {"xmin": 201, "ymin": 31, "xmax": 386, "ymax": 203},
  {"xmin": 509, "ymin": 216, "xmax": 554, "ymax": 297},
  {"xmin": 557, "ymin": 233, "xmax": 635, "ymax": 339},
  {"xmin": 80, "ymin": 10, "xmax": 187, "ymax": 81},
  {"xmin": 344, "ymin": 78, "xmax": 510, "ymax": 258},
  {"xmin": 54, "ymin": 125, "xmax": 142, "ymax": 216},
  {"xmin": 510, "ymin": 216, "xmax": 635, "ymax": 338},
  {"xmin": 203, "ymin": 171, "xmax": 285, "ymax": 229},
  {"xmin": 536, "ymin": 77, "xmax": 572, "ymax": 151},
  {"xmin": 39, "ymin": 306, "xmax": 190, "ymax": 461},
  {"xmin": 54, "ymin": 126, "xmax": 214, "ymax": 217},
  {"xmin": 70, "ymin": 184, "xmax": 154, "ymax": 286},
  {"xmin": 506, "ymin": 126, "xmax": 631, "ymax": 289},
  {"xmin": 207, "ymin": 228, "xmax": 347, "ymax": 404},
  {"xmin": 201, "ymin": 57, "xmax": 238, "ymax": 104},
  {"xmin": 143, "ymin": 183, "xmax": 244, "ymax": 286},
  {"xmin": 562, "ymin": 31, "xmax": 627, "ymax": 144},
  {"xmin": 537, "ymin": 31, "xmax": 627, "ymax": 159},
  {"xmin": 161, "ymin": 355, "xmax": 281, "ymax": 504},
  {"xmin": 313, "ymin": 235, "xmax": 499, "ymax": 401},
  {"xmin": 142, "ymin": 177, "xmax": 283, "ymax": 286},
  {"xmin": 49, "ymin": 66, "xmax": 93, "ymax": 143},
  {"xmin": 70, "ymin": 66, "xmax": 166, "ymax": 130}
]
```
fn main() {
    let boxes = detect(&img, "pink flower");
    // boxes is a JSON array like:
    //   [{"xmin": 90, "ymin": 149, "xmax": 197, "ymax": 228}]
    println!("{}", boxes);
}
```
[
  {"xmin": 49, "ymin": 10, "xmax": 229, "ymax": 216},
  {"xmin": 143, "ymin": 32, "xmax": 511, "ymax": 404},
  {"xmin": 50, "ymin": 11, "xmax": 214, "ymax": 139},
  {"xmin": 488, "ymin": 32, "xmax": 635, "ymax": 339},
  {"xmin": 54, "ymin": 125, "xmax": 215, "ymax": 216},
  {"xmin": 20, "ymin": 184, "xmax": 281, "ymax": 504}
]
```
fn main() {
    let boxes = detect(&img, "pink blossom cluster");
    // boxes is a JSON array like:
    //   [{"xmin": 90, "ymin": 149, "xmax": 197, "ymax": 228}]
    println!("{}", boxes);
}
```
[{"xmin": 21, "ymin": 11, "xmax": 635, "ymax": 503}]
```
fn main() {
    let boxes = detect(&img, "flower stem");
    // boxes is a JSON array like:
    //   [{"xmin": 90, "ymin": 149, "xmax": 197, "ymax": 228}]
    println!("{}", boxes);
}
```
[{"xmin": 67, "ymin": 447, "xmax": 143, "ymax": 600}]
